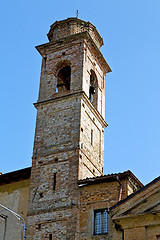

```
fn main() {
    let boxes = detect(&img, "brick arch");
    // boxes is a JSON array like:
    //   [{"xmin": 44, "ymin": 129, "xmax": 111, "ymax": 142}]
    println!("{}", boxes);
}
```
[
  {"xmin": 55, "ymin": 60, "xmax": 71, "ymax": 76},
  {"xmin": 89, "ymin": 69, "xmax": 98, "ymax": 109},
  {"xmin": 90, "ymin": 69, "xmax": 98, "ymax": 87},
  {"xmin": 55, "ymin": 60, "xmax": 71, "ymax": 92}
]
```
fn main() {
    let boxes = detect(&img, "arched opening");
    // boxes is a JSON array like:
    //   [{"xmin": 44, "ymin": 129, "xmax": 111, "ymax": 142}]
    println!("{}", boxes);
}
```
[
  {"xmin": 89, "ymin": 70, "xmax": 98, "ymax": 108},
  {"xmin": 57, "ymin": 65, "xmax": 71, "ymax": 92}
]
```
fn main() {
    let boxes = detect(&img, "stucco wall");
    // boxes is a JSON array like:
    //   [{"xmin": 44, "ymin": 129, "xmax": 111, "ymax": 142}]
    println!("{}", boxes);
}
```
[{"xmin": 0, "ymin": 179, "xmax": 30, "ymax": 240}]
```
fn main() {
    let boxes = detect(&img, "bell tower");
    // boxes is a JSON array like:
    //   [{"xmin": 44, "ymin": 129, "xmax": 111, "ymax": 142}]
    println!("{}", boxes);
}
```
[{"xmin": 27, "ymin": 18, "xmax": 111, "ymax": 239}]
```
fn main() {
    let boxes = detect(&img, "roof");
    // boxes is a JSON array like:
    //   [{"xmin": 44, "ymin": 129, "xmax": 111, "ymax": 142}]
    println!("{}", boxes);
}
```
[
  {"xmin": 78, "ymin": 170, "xmax": 144, "ymax": 188},
  {"xmin": 47, "ymin": 17, "xmax": 104, "ymax": 49},
  {"xmin": 0, "ymin": 167, "xmax": 144, "ymax": 191},
  {"xmin": 0, "ymin": 167, "xmax": 31, "ymax": 186},
  {"xmin": 110, "ymin": 174, "xmax": 160, "ymax": 212}
]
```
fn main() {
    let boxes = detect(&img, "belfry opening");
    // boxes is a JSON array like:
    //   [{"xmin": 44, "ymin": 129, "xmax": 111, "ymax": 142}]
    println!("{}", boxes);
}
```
[{"xmin": 57, "ymin": 65, "xmax": 71, "ymax": 92}]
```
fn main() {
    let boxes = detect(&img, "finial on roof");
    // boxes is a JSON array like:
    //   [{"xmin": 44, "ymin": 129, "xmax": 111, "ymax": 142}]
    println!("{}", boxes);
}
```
[{"xmin": 76, "ymin": 10, "xmax": 79, "ymax": 18}]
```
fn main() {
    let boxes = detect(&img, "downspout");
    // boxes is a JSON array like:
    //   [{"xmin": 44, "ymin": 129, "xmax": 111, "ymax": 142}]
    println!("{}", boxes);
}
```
[
  {"xmin": 122, "ymin": 229, "xmax": 124, "ymax": 240},
  {"xmin": 116, "ymin": 175, "xmax": 122, "ymax": 201},
  {"xmin": 0, "ymin": 214, "xmax": 8, "ymax": 240}
]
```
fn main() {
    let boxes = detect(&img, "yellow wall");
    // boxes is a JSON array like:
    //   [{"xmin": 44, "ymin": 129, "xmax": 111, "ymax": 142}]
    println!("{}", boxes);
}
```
[{"xmin": 0, "ymin": 179, "xmax": 30, "ymax": 240}]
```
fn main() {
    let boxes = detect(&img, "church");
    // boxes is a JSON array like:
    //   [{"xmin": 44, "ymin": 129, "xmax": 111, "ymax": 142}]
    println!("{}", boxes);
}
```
[{"xmin": 0, "ymin": 18, "xmax": 160, "ymax": 240}]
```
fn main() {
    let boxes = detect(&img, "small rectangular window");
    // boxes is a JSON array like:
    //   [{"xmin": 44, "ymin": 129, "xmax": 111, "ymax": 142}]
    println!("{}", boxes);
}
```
[
  {"xmin": 38, "ymin": 224, "xmax": 41, "ymax": 230},
  {"xmin": 39, "ymin": 192, "xmax": 43, "ymax": 198},
  {"xmin": 94, "ymin": 209, "xmax": 108, "ymax": 235},
  {"xmin": 84, "ymin": 48, "xmax": 87, "ymax": 62},
  {"xmin": 91, "ymin": 130, "xmax": 93, "ymax": 145},
  {"xmin": 49, "ymin": 234, "xmax": 52, "ymax": 240},
  {"xmin": 53, "ymin": 173, "xmax": 56, "ymax": 191}
]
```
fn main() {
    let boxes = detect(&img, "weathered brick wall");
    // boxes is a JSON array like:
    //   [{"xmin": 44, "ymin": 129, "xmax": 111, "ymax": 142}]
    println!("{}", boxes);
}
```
[
  {"xmin": 27, "ymin": 94, "xmax": 82, "ymax": 239},
  {"xmin": 27, "ymin": 18, "xmax": 110, "ymax": 239},
  {"xmin": 0, "ymin": 180, "xmax": 30, "ymax": 240},
  {"xmin": 37, "ymin": 39, "xmax": 84, "ymax": 102},
  {"xmin": 47, "ymin": 18, "xmax": 103, "ymax": 50},
  {"xmin": 83, "ymin": 39, "xmax": 106, "ymax": 118},
  {"xmin": 79, "ymin": 97, "xmax": 106, "ymax": 179},
  {"xmin": 79, "ymin": 179, "xmax": 129, "ymax": 240}
]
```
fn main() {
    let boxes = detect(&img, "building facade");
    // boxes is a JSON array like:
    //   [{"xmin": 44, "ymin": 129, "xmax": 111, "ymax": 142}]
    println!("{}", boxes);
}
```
[{"xmin": 0, "ymin": 18, "xmax": 160, "ymax": 240}]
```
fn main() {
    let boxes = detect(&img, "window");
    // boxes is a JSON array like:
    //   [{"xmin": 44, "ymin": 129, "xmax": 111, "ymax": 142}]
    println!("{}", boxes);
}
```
[
  {"xmin": 57, "ymin": 65, "xmax": 71, "ymax": 92},
  {"xmin": 89, "ymin": 70, "xmax": 98, "ymax": 109},
  {"xmin": 39, "ymin": 192, "xmax": 44, "ymax": 198},
  {"xmin": 84, "ymin": 48, "xmax": 87, "ymax": 62},
  {"xmin": 53, "ymin": 173, "xmax": 56, "ymax": 191},
  {"xmin": 91, "ymin": 129, "xmax": 93, "ymax": 145},
  {"xmin": 38, "ymin": 224, "xmax": 41, "ymax": 230},
  {"xmin": 89, "ymin": 85, "xmax": 95, "ymax": 102},
  {"xmin": 89, "ymin": 70, "xmax": 96, "ymax": 102},
  {"xmin": 94, "ymin": 209, "xmax": 108, "ymax": 235},
  {"xmin": 49, "ymin": 234, "xmax": 52, "ymax": 240}
]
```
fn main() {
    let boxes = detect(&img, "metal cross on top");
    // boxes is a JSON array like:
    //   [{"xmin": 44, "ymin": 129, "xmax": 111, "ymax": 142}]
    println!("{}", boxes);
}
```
[{"xmin": 76, "ymin": 10, "xmax": 79, "ymax": 18}]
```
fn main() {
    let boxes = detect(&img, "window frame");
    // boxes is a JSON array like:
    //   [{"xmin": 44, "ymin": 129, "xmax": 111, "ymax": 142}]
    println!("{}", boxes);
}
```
[{"xmin": 93, "ymin": 209, "xmax": 108, "ymax": 235}]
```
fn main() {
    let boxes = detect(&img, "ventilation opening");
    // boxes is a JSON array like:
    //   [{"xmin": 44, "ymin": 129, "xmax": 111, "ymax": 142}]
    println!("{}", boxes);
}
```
[
  {"xmin": 53, "ymin": 173, "xmax": 57, "ymax": 191},
  {"xmin": 89, "ymin": 70, "xmax": 98, "ymax": 109},
  {"xmin": 38, "ymin": 224, "xmax": 41, "ymax": 230},
  {"xmin": 91, "ymin": 129, "xmax": 93, "ymax": 145},
  {"xmin": 57, "ymin": 66, "xmax": 71, "ymax": 92},
  {"xmin": 89, "ymin": 85, "xmax": 95, "ymax": 102},
  {"xmin": 49, "ymin": 234, "xmax": 52, "ymax": 240},
  {"xmin": 39, "ymin": 192, "xmax": 43, "ymax": 198}
]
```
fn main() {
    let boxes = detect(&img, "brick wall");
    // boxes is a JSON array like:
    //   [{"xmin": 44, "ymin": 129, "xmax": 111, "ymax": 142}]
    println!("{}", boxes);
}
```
[
  {"xmin": 27, "ymin": 18, "xmax": 110, "ymax": 239},
  {"xmin": 79, "ymin": 179, "xmax": 130, "ymax": 240}
]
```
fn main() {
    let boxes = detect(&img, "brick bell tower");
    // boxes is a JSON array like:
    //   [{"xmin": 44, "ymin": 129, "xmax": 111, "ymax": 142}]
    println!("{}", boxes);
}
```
[{"xmin": 27, "ymin": 18, "xmax": 111, "ymax": 239}]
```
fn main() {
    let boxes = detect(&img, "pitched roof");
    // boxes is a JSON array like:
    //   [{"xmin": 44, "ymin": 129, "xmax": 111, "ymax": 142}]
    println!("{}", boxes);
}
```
[
  {"xmin": 78, "ymin": 170, "xmax": 143, "ymax": 188},
  {"xmin": 110, "ymin": 175, "xmax": 160, "ymax": 212},
  {"xmin": 0, "ymin": 167, "xmax": 31, "ymax": 186}
]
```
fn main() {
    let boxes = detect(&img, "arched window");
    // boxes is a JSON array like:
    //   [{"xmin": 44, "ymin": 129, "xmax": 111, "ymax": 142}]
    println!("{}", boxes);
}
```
[
  {"xmin": 56, "ymin": 65, "xmax": 71, "ymax": 92},
  {"xmin": 89, "ymin": 70, "xmax": 98, "ymax": 109}
]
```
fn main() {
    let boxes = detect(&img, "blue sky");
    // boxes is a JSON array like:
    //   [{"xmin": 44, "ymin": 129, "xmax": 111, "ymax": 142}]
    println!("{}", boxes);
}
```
[{"xmin": 0, "ymin": 0, "xmax": 160, "ymax": 185}]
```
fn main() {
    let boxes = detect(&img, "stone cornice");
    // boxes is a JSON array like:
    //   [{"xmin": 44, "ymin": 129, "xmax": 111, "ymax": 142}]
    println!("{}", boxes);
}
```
[
  {"xmin": 34, "ymin": 91, "xmax": 108, "ymax": 128},
  {"xmin": 36, "ymin": 31, "xmax": 111, "ymax": 73}
]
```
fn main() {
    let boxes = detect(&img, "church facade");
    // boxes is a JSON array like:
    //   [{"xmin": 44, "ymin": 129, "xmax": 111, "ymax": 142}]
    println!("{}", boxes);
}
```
[{"xmin": 0, "ymin": 18, "xmax": 160, "ymax": 240}]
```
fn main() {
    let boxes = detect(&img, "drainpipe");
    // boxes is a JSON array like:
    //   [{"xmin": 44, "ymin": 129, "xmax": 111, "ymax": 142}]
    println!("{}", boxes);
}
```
[
  {"xmin": 116, "ymin": 175, "xmax": 122, "ymax": 201},
  {"xmin": 0, "ymin": 204, "xmax": 27, "ymax": 239},
  {"xmin": 122, "ymin": 229, "xmax": 124, "ymax": 240},
  {"xmin": 0, "ymin": 214, "xmax": 8, "ymax": 240}
]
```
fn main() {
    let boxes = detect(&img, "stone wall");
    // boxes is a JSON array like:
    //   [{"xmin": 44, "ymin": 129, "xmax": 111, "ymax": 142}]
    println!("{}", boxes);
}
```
[{"xmin": 27, "ymin": 18, "xmax": 110, "ymax": 239}]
